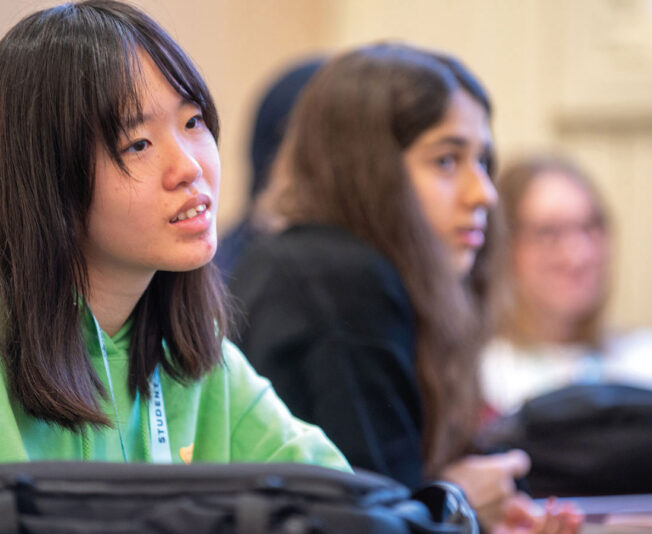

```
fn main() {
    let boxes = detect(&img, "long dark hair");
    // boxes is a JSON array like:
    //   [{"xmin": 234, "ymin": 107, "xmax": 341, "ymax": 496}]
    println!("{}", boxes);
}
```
[
  {"xmin": 0, "ymin": 0, "xmax": 228, "ymax": 429},
  {"xmin": 259, "ymin": 43, "xmax": 499, "ymax": 474}
]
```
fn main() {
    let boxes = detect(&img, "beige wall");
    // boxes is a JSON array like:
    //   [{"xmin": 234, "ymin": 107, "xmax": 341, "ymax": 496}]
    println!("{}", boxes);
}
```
[{"xmin": 2, "ymin": 0, "xmax": 651, "ymax": 329}]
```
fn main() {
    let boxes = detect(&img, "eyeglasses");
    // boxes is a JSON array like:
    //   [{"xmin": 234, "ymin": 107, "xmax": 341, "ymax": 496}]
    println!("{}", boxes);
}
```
[{"xmin": 516, "ymin": 216, "xmax": 606, "ymax": 249}]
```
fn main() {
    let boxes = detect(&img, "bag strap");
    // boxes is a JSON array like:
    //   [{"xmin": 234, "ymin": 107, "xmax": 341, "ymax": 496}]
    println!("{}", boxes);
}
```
[{"xmin": 411, "ymin": 481, "xmax": 479, "ymax": 534}]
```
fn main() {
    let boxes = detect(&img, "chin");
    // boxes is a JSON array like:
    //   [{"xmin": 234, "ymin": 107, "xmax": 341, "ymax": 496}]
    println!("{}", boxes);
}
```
[
  {"xmin": 454, "ymin": 251, "xmax": 477, "ymax": 277},
  {"xmin": 164, "ymin": 261, "xmax": 212, "ymax": 273},
  {"xmin": 185, "ymin": 253, "xmax": 217, "ymax": 271},
  {"xmin": 164, "ymin": 244, "xmax": 218, "ymax": 272}
]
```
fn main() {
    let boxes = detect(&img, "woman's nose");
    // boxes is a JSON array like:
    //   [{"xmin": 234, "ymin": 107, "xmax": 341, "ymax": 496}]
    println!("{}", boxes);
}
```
[
  {"xmin": 464, "ymin": 165, "xmax": 498, "ymax": 208},
  {"xmin": 162, "ymin": 138, "xmax": 202, "ymax": 190}
]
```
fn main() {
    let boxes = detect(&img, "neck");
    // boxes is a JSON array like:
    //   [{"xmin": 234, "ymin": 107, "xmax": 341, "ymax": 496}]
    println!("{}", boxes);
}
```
[
  {"xmin": 86, "ymin": 264, "xmax": 154, "ymax": 337},
  {"xmin": 516, "ymin": 303, "xmax": 580, "ymax": 345}
]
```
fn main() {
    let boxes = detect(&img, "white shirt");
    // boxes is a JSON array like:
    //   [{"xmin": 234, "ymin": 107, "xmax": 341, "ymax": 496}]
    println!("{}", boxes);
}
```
[{"xmin": 480, "ymin": 329, "xmax": 652, "ymax": 415}]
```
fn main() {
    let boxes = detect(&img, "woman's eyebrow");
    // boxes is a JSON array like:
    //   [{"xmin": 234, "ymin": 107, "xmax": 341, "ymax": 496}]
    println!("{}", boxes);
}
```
[
  {"xmin": 421, "ymin": 137, "xmax": 493, "ymax": 157},
  {"xmin": 420, "ymin": 136, "xmax": 468, "ymax": 149},
  {"xmin": 436, "ymin": 136, "xmax": 467, "ymax": 146}
]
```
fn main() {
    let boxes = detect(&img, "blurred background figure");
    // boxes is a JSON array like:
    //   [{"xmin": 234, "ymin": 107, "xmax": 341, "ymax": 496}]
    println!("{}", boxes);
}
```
[
  {"xmin": 214, "ymin": 57, "xmax": 324, "ymax": 281},
  {"xmin": 481, "ymin": 154, "xmax": 652, "ymax": 416}
]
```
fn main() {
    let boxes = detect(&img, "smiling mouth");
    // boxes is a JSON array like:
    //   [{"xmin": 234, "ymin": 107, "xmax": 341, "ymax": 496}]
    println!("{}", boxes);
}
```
[{"xmin": 171, "ymin": 203, "xmax": 207, "ymax": 223}]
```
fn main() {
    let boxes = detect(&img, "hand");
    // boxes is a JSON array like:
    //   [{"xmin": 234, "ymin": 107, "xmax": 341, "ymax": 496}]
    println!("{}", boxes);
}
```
[
  {"xmin": 442, "ymin": 449, "xmax": 530, "ymax": 506},
  {"xmin": 493, "ymin": 494, "xmax": 583, "ymax": 534},
  {"xmin": 441, "ymin": 450, "xmax": 531, "ymax": 531},
  {"xmin": 441, "ymin": 450, "xmax": 583, "ymax": 534}
]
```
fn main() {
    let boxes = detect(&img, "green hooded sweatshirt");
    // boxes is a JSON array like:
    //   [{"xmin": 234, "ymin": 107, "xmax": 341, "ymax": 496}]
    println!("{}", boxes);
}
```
[{"xmin": 0, "ymin": 310, "xmax": 350, "ymax": 470}]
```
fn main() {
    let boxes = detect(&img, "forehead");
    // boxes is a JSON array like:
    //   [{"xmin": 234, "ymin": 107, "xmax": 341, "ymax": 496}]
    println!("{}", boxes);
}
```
[
  {"xmin": 134, "ymin": 52, "xmax": 181, "ymax": 108},
  {"xmin": 412, "ymin": 89, "xmax": 491, "ymax": 148},
  {"xmin": 519, "ymin": 171, "xmax": 596, "ymax": 222}
]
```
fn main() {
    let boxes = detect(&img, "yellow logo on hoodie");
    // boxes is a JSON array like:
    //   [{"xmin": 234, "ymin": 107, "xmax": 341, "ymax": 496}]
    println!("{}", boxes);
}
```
[{"xmin": 179, "ymin": 443, "xmax": 194, "ymax": 464}]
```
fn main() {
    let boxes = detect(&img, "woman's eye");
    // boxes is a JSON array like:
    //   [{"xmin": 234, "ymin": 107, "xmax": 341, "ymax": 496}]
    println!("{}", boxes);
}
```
[
  {"xmin": 186, "ymin": 114, "xmax": 204, "ymax": 129},
  {"xmin": 124, "ymin": 139, "xmax": 150, "ymax": 153},
  {"xmin": 478, "ymin": 153, "xmax": 491, "ymax": 172},
  {"xmin": 435, "ymin": 154, "xmax": 457, "ymax": 171}
]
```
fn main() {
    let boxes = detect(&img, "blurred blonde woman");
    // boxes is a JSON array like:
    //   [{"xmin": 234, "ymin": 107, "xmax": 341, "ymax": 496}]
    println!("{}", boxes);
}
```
[{"xmin": 482, "ymin": 155, "xmax": 652, "ymax": 415}]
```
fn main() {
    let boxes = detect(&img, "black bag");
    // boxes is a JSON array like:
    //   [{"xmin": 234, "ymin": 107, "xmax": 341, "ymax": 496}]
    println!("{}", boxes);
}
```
[
  {"xmin": 0, "ymin": 461, "xmax": 478, "ymax": 534},
  {"xmin": 477, "ymin": 383, "xmax": 652, "ymax": 497}
]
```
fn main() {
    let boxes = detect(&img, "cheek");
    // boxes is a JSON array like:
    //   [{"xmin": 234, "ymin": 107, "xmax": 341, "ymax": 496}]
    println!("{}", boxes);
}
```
[
  {"xmin": 204, "ymin": 142, "xmax": 221, "ymax": 184},
  {"xmin": 210, "ymin": 171, "xmax": 220, "ymax": 196},
  {"xmin": 83, "ymin": 203, "xmax": 122, "ymax": 260},
  {"xmin": 512, "ymin": 248, "xmax": 543, "ymax": 286},
  {"xmin": 426, "ymin": 198, "xmax": 457, "ymax": 247},
  {"xmin": 93, "ymin": 186, "xmax": 157, "ymax": 240},
  {"xmin": 427, "ymin": 211, "xmax": 455, "ymax": 246},
  {"xmin": 200, "ymin": 156, "xmax": 221, "ymax": 206},
  {"xmin": 413, "ymin": 182, "xmax": 454, "ymax": 238},
  {"xmin": 592, "ymin": 241, "xmax": 609, "ymax": 270},
  {"xmin": 583, "ymin": 249, "xmax": 609, "ymax": 294}
]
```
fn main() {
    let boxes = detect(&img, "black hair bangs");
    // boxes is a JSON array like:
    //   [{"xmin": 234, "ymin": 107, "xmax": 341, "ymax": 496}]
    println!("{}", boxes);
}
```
[
  {"xmin": 64, "ymin": 1, "xmax": 219, "ymax": 174},
  {"xmin": 0, "ymin": 0, "xmax": 228, "ymax": 428}
]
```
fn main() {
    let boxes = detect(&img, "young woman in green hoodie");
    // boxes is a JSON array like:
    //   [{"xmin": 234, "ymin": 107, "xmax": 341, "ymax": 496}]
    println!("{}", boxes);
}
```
[{"xmin": 0, "ymin": 0, "xmax": 348, "ymax": 469}]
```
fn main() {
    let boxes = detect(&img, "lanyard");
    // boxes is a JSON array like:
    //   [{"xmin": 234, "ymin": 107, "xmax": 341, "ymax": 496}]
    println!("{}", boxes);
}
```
[
  {"xmin": 91, "ymin": 315, "xmax": 172, "ymax": 463},
  {"xmin": 148, "ymin": 366, "xmax": 172, "ymax": 463}
]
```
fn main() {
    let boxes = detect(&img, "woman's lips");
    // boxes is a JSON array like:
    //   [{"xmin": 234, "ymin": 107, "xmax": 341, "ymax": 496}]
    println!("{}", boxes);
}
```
[
  {"xmin": 456, "ymin": 227, "xmax": 486, "ymax": 248},
  {"xmin": 170, "ymin": 194, "xmax": 213, "ymax": 234},
  {"xmin": 170, "ymin": 194, "xmax": 212, "ymax": 223},
  {"xmin": 171, "ymin": 202, "xmax": 207, "ymax": 223},
  {"xmin": 170, "ymin": 207, "xmax": 213, "ymax": 233}
]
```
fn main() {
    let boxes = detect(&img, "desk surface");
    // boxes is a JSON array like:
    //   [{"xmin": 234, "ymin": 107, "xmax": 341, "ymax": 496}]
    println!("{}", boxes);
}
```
[{"xmin": 537, "ymin": 494, "xmax": 652, "ymax": 532}]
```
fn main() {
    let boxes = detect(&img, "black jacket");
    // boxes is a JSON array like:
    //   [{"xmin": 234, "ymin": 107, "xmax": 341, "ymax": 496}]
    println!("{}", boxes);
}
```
[{"xmin": 229, "ymin": 224, "xmax": 424, "ymax": 489}]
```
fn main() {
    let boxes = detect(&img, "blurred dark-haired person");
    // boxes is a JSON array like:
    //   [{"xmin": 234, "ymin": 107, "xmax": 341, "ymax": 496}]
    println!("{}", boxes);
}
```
[
  {"xmin": 215, "ymin": 57, "xmax": 324, "ymax": 281},
  {"xmin": 229, "ymin": 43, "xmax": 581, "ymax": 534},
  {"xmin": 0, "ymin": 0, "xmax": 349, "ymax": 470}
]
